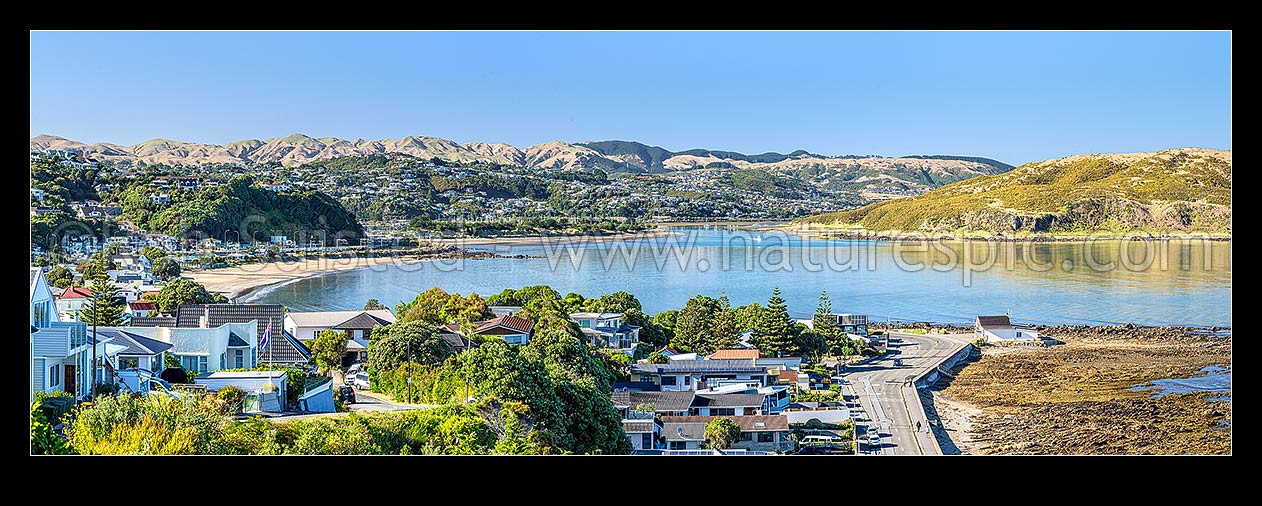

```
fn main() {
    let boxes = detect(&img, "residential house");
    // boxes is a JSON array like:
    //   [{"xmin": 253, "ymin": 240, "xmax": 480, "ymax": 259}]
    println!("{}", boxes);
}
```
[
  {"xmin": 975, "ymin": 315, "xmax": 1040, "ymax": 342},
  {"xmin": 783, "ymin": 401, "xmax": 852, "ymax": 426},
  {"xmin": 707, "ymin": 349, "xmax": 760, "ymax": 360},
  {"xmin": 832, "ymin": 313, "xmax": 869, "ymax": 336},
  {"xmin": 659, "ymin": 415, "xmax": 792, "ymax": 452},
  {"xmin": 32, "ymin": 268, "xmax": 121, "ymax": 400},
  {"xmin": 130, "ymin": 304, "xmax": 310, "ymax": 367},
  {"xmin": 570, "ymin": 312, "xmax": 640, "ymax": 354},
  {"xmin": 30, "ymin": 188, "xmax": 45, "ymax": 203},
  {"xmin": 284, "ymin": 309, "xmax": 395, "ymax": 365},
  {"xmin": 149, "ymin": 193, "xmax": 171, "ymax": 205},
  {"xmin": 756, "ymin": 356, "xmax": 803, "ymax": 384},
  {"xmin": 54, "ymin": 286, "xmax": 94, "ymax": 321},
  {"xmin": 460, "ymin": 314, "xmax": 534, "ymax": 345},
  {"xmin": 622, "ymin": 415, "xmax": 661, "ymax": 451},
  {"xmin": 689, "ymin": 392, "xmax": 765, "ymax": 416},
  {"xmin": 487, "ymin": 306, "xmax": 522, "ymax": 316},
  {"xmin": 611, "ymin": 390, "xmax": 695, "ymax": 418},
  {"xmin": 126, "ymin": 301, "xmax": 158, "ymax": 318},
  {"xmin": 116, "ymin": 321, "xmax": 258, "ymax": 374},
  {"xmin": 438, "ymin": 329, "xmax": 479, "ymax": 353},
  {"xmin": 630, "ymin": 359, "xmax": 769, "ymax": 392},
  {"xmin": 694, "ymin": 382, "xmax": 792, "ymax": 414},
  {"xmin": 91, "ymin": 328, "xmax": 172, "ymax": 373}
]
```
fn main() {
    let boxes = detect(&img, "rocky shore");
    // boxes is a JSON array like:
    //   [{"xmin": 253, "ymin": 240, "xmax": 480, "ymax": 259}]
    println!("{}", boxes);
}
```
[{"xmin": 923, "ymin": 324, "xmax": 1231, "ymax": 455}]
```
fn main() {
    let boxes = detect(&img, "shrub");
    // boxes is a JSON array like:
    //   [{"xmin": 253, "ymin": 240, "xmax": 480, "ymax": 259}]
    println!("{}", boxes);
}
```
[
  {"xmin": 94, "ymin": 382, "xmax": 121, "ymax": 396},
  {"xmin": 217, "ymin": 386, "xmax": 246, "ymax": 415},
  {"xmin": 34, "ymin": 391, "xmax": 76, "ymax": 422},
  {"xmin": 31, "ymin": 402, "xmax": 74, "ymax": 454},
  {"xmin": 67, "ymin": 393, "xmax": 225, "ymax": 455}
]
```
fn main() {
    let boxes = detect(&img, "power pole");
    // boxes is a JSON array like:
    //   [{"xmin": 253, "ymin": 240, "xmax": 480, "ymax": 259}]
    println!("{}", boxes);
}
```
[
  {"xmin": 90, "ymin": 293, "xmax": 98, "ymax": 402},
  {"xmin": 406, "ymin": 337, "xmax": 412, "ymax": 404}
]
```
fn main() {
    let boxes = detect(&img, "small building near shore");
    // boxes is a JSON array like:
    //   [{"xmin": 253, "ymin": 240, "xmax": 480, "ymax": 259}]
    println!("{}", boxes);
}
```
[{"xmin": 974, "ymin": 315, "xmax": 1040, "ymax": 342}]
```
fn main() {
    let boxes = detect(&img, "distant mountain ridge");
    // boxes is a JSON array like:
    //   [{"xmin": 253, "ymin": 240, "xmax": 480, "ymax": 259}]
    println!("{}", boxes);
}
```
[{"xmin": 31, "ymin": 133, "xmax": 1014, "ymax": 190}]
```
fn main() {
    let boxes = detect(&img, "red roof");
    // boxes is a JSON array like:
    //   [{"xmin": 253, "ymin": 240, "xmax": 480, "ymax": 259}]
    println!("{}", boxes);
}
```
[
  {"xmin": 474, "ymin": 314, "xmax": 534, "ymax": 334},
  {"xmin": 707, "ymin": 349, "xmax": 761, "ymax": 360},
  {"xmin": 58, "ymin": 287, "xmax": 94, "ymax": 299},
  {"xmin": 777, "ymin": 370, "xmax": 799, "ymax": 383},
  {"xmin": 128, "ymin": 301, "xmax": 157, "ymax": 310},
  {"xmin": 440, "ymin": 323, "xmax": 463, "ymax": 334}
]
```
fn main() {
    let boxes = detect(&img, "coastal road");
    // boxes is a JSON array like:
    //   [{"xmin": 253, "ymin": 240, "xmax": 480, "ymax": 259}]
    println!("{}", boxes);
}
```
[{"xmin": 845, "ymin": 332, "xmax": 971, "ymax": 455}]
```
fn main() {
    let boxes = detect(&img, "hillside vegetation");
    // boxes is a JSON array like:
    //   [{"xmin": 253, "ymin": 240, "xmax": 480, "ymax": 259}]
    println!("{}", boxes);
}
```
[{"xmin": 796, "ymin": 148, "xmax": 1231, "ymax": 235}]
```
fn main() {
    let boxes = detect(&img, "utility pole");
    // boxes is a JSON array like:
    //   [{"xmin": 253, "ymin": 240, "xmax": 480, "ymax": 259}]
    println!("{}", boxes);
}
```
[
  {"xmin": 406, "ymin": 337, "xmax": 412, "ymax": 404},
  {"xmin": 90, "ymin": 293, "xmax": 98, "ymax": 402}
]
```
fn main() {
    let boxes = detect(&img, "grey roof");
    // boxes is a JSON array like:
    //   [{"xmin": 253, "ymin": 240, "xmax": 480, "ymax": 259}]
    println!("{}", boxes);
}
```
[
  {"xmin": 439, "ymin": 330, "xmax": 477, "ymax": 351},
  {"xmin": 612, "ymin": 390, "xmax": 695, "ymax": 412},
  {"xmin": 612, "ymin": 381, "xmax": 659, "ymax": 392},
  {"xmin": 30, "ymin": 267, "xmax": 39, "ymax": 289},
  {"xmin": 333, "ymin": 312, "xmax": 393, "ymax": 330},
  {"xmin": 786, "ymin": 401, "xmax": 847, "ymax": 410},
  {"xmin": 691, "ymin": 393, "xmax": 765, "ymax": 408},
  {"xmin": 227, "ymin": 332, "xmax": 249, "ymax": 347},
  {"xmin": 660, "ymin": 421, "xmax": 707, "ymax": 441},
  {"xmin": 622, "ymin": 420, "xmax": 656, "ymax": 434},
  {"xmin": 93, "ymin": 329, "xmax": 173, "ymax": 356},
  {"xmin": 130, "ymin": 316, "xmax": 177, "ymax": 327},
  {"xmin": 977, "ymin": 315, "xmax": 1012, "ymax": 329},
  {"xmin": 661, "ymin": 415, "xmax": 789, "ymax": 433},
  {"xmin": 631, "ymin": 359, "xmax": 765, "ymax": 375},
  {"xmin": 287, "ymin": 310, "xmax": 396, "ymax": 328}
]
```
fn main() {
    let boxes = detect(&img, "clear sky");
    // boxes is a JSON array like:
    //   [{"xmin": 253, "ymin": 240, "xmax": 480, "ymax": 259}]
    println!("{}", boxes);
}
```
[{"xmin": 30, "ymin": 31, "xmax": 1231, "ymax": 165}]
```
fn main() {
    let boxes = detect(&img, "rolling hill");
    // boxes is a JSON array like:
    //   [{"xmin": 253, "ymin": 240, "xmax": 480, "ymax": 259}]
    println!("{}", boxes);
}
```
[
  {"xmin": 30, "ymin": 134, "xmax": 1011, "ymax": 193},
  {"xmin": 795, "ymin": 148, "xmax": 1232, "ymax": 235}
]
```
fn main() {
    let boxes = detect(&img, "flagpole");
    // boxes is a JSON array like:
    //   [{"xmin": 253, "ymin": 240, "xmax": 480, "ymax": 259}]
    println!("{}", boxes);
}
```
[{"xmin": 268, "ymin": 318, "xmax": 274, "ymax": 388}]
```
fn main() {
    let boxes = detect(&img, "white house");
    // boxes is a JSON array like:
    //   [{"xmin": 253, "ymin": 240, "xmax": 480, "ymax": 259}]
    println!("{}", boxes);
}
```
[
  {"xmin": 284, "ymin": 309, "xmax": 396, "ymax": 341},
  {"xmin": 974, "ymin": 315, "xmax": 1041, "ymax": 342},
  {"xmin": 453, "ymin": 314, "xmax": 534, "ymax": 345},
  {"xmin": 32, "ymin": 268, "xmax": 123, "ymax": 401},
  {"xmin": 54, "ymin": 286, "xmax": 94, "ymax": 321},
  {"xmin": 570, "ymin": 312, "xmax": 641, "ymax": 354},
  {"xmin": 149, "ymin": 193, "xmax": 171, "ymax": 205},
  {"xmin": 115, "ymin": 321, "xmax": 259, "ymax": 374}
]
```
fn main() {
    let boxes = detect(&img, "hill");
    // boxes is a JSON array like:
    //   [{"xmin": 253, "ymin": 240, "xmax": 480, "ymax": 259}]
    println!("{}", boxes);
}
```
[
  {"xmin": 795, "ymin": 148, "xmax": 1231, "ymax": 236},
  {"xmin": 30, "ymin": 134, "xmax": 1011, "ymax": 193}
]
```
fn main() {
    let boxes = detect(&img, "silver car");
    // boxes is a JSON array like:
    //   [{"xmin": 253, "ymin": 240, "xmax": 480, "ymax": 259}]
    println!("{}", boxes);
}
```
[{"xmin": 351, "ymin": 371, "xmax": 371, "ymax": 391}]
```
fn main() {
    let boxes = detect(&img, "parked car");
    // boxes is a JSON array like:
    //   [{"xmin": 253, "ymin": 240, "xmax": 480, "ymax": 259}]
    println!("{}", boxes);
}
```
[
  {"xmin": 351, "ymin": 372, "xmax": 370, "ymax": 390},
  {"xmin": 345, "ymin": 362, "xmax": 364, "ymax": 378},
  {"xmin": 336, "ymin": 386, "xmax": 356, "ymax": 404},
  {"xmin": 893, "ymin": 358, "xmax": 903, "ymax": 367}
]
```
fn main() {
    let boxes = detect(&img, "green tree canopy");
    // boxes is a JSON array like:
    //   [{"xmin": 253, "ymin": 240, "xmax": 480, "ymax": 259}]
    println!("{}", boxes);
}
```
[
  {"xmin": 78, "ymin": 275, "xmax": 126, "ymax": 326},
  {"xmin": 45, "ymin": 265, "xmax": 73, "ymax": 289},
  {"xmin": 151, "ymin": 257, "xmax": 181, "ymax": 281},
  {"xmin": 367, "ymin": 321, "xmax": 452, "ymax": 374},
  {"xmin": 311, "ymin": 329, "xmax": 349, "ymax": 374},
  {"xmin": 153, "ymin": 279, "xmax": 221, "ymax": 313},
  {"xmin": 705, "ymin": 417, "xmax": 743, "ymax": 450},
  {"xmin": 363, "ymin": 298, "xmax": 387, "ymax": 310},
  {"xmin": 753, "ymin": 286, "xmax": 797, "ymax": 357},
  {"xmin": 140, "ymin": 246, "xmax": 167, "ymax": 262}
]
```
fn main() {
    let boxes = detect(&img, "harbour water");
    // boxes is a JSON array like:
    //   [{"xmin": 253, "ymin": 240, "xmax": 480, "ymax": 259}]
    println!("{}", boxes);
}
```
[{"xmin": 251, "ymin": 226, "xmax": 1231, "ymax": 327}]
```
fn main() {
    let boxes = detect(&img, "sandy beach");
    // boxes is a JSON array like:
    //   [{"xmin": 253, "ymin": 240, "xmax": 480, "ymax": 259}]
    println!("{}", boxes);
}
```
[{"xmin": 189, "ymin": 230, "xmax": 680, "ymax": 301}]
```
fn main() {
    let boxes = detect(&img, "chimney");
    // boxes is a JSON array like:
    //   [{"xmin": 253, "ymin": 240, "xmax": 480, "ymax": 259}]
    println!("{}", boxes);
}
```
[{"xmin": 199, "ymin": 306, "xmax": 210, "ymax": 328}]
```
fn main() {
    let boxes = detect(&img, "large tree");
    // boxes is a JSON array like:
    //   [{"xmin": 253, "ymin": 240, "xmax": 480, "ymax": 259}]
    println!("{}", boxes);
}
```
[
  {"xmin": 151, "ymin": 257, "xmax": 181, "ymax": 281},
  {"xmin": 705, "ymin": 417, "xmax": 743, "ymax": 450},
  {"xmin": 78, "ymin": 274, "xmax": 126, "ymax": 326},
  {"xmin": 45, "ymin": 265, "xmax": 73, "ymax": 289},
  {"xmin": 140, "ymin": 246, "xmax": 167, "ymax": 262},
  {"xmin": 813, "ymin": 290, "xmax": 846, "ymax": 355},
  {"xmin": 367, "ymin": 321, "xmax": 452, "ymax": 374},
  {"xmin": 153, "ymin": 279, "xmax": 222, "ymax": 313},
  {"xmin": 363, "ymin": 298, "xmax": 387, "ymax": 311},
  {"xmin": 670, "ymin": 295, "xmax": 719, "ymax": 354},
  {"xmin": 732, "ymin": 303, "xmax": 764, "ymax": 332},
  {"xmin": 711, "ymin": 293, "xmax": 740, "ymax": 350},
  {"xmin": 753, "ymin": 286, "xmax": 796, "ymax": 357},
  {"xmin": 310, "ymin": 329, "xmax": 349, "ymax": 374}
]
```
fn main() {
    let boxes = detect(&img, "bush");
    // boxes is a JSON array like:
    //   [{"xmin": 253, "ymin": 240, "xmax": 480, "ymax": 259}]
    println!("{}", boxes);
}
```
[
  {"xmin": 31, "ymin": 402, "xmax": 74, "ymax": 454},
  {"xmin": 94, "ymin": 382, "xmax": 121, "ymax": 396},
  {"xmin": 67, "ymin": 393, "xmax": 225, "ymax": 455},
  {"xmin": 217, "ymin": 386, "xmax": 245, "ymax": 415},
  {"xmin": 34, "ymin": 390, "xmax": 76, "ymax": 421}
]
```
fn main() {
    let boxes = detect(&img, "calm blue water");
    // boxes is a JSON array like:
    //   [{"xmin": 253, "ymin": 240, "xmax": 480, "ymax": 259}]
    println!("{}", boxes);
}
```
[
  {"xmin": 250, "ymin": 226, "xmax": 1232, "ymax": 327},
  {"xmin": 1128, "ymin": 365, "xmax": 1233, "ymax": 398}
]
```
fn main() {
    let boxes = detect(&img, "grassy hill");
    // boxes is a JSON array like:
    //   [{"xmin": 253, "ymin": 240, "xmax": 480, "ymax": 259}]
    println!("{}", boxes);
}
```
[{"xmin": 795, "ymin": 148, "xmax": 1231, "ymax": 236}]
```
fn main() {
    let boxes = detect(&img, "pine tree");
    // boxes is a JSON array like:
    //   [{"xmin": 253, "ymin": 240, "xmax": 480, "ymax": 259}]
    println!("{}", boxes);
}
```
[
  {"xmin": 813, "ymin": 290, "xmax": 846, "ymax": 356},
  {"xmin": 711, "ymin": 292, "xmax": 740, "ymax": 351},
  {"xmin": 754, "ymin": 286, "xmax": 796, "ymax": 357},
  {"xmin": 78, "ymin": 272, "xmax": 126, "ymax": 326}
]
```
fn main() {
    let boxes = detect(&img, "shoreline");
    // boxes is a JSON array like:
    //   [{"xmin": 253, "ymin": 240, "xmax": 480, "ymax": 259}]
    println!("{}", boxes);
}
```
[{"xmin": 781, "ymin": 225, "xmax": 1232, "ymax": 242}]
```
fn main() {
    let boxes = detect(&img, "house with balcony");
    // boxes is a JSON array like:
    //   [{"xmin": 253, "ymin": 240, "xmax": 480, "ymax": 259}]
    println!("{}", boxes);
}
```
[
  {"xmin": 285, "ymin": 309, "xmax": 395, "ymax": 365},
  {"xmin": 611, "ymin": 389, "xmax": 695, "ymax": 418},
  {"xmin": 113, "ymin": 321, "xmax": 258, "ymax": 374},
  {"xmin": 54, "ymin": 286, "xmax": 94, "ymax": 321},
  {"xmin": 659, "ymin": 415, "xmax": 792, "ymax": 452},
  {"xmin": 570, "ymin": 312, "xmax": 640, "ymax": 354},
  {"xmin": 32, "ymin": 268, "xmax": 124, "ymax": 400},
  {"xmin": 629, "ymin": 359, "xmax": 769, "ymax": 392},
  {"xmin": 130, "ymin": 304, "xmax": 310, "ymax": 367},
  {"xmin": 457, "ymin": 314, "xmax": 534, "ymax": 345},
  {"xmin": 622, "ymin": 412, "xmax": 661, "ymax": 451}
]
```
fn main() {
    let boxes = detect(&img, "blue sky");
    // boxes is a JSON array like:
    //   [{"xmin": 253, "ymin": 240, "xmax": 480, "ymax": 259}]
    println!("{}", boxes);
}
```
[{"xmin": 30, "ymin": 31, "xmax": 1230, "ymax": 165}]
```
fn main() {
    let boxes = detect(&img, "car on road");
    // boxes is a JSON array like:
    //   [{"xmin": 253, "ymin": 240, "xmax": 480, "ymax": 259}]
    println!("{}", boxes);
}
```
[
  {"xmin": 345, "ymin": 362, "xmax": 364, "ymax": 378},
  {"xmin": 350, "ymin": 372, "xmax": 370, "ymax": 390},
  {"xmin": 337, "ymin": 386, "xmax": 356, "ymax": 404},
  {"xmin": 893, "ymin": 358, "xmax": 903, "ymax": 367}
]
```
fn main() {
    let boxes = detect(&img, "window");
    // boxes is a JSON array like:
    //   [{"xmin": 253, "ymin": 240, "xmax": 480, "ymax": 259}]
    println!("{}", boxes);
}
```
[
  {"xmin": 579, "ymin": 320, "xmax": 591, "ymax": 328},
  {"xmin": 669, "ymin": 441, "xmax": 686, "ymax": 450},
  {"xmin": 660, "ymin": 376, "xmax": 677, "ymax": 386},
  {"xmin": 234, "ymin": 351, "xmax": 244, "ymax": 368},
  {"xmin": 1016, "ymin": 332, "xmax": 1023, "ymax": 337},
  {"xmin": 49, "ymin": 365, "xmax": 59, "ymax": 386},
  {"xmin": 119, "ymin": 357, "xmax": 139, "ymax": 370},
  {"xmin": 251, "ymin": 348, "xmax": 257, "ymax": 368},
  {"xmin": 712, "ymin": 408, "xmax": 736, "ymax": 416},
  {"xmin": 220, "ymin": 353, "xmax": 226, "ymax": 370},
  {"xmin": 179, "ymin": 355, "xmax": 208, "ymax": 373},
  {"xmin": 641, "ymin": 434, "xmax": 652, "ymax": 448},
  {"xmin": 758, "ymin": 432, "xmax": 775, "ymax": 443},
  {"xmin": 739, "ymin": 432, "xmax": 752, "ymax": 441}
]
